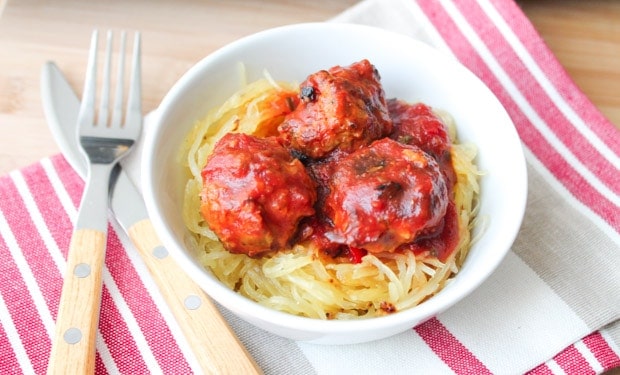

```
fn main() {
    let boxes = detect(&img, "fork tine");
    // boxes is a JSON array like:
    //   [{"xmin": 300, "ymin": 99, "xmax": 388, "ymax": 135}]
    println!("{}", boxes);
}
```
[
  {"xmin": 111, "ymin": 31, "xmax": 127, "ymax": 128},
  {"xmin": 97, "ymin": 30, "xmax": 113, "ymax": 127},
  {"xmin": 125, "ymin": 32, "xmax": 142, "ymax": 127},
  {"xmin": 80, "ymin": 30, "xmax": 98, "ymax": 128}
]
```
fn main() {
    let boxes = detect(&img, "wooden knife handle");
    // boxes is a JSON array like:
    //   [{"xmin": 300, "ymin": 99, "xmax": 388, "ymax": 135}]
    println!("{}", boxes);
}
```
[
  {"xmin": 48, "ymin": 228, "xmax": 106, "ymax": 375},
  {"xmin": 127, "ymin": 219, "xmax": 262, "ymax": 375}
]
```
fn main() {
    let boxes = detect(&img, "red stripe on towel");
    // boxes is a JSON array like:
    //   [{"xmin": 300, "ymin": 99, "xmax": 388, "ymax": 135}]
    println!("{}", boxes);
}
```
[
  {"xmin": 526, "ymin": 363, "xmax": 554, "ymax": 375},
  {"xmin": 417, "ymin": 0, "xmax": 619, "ymax": 231},
  {"xmin": 0, "ymin": 320, "xmax": 23, "ymax": 374},
  {"xmin": 50, "ymin": 155, "xmax": 84, "ymax": 209},
  {"xmin": 583, "ymin": 331, "xmax": 620, "ymax": 371},
  {"xmin": 0, "ymin": 176, "xmax": 54, "ymax": 374},
  {"xmin": 97, "ymin": 285, "xmax": 150, "ymax": 373},
  {"xmin": 415, "ymin": 318, "xmax": 492, "ymax": 374},
  {"xmin": 488, "ymin": 0, "xmax": 620, "ymax": 154},
  {"xmin": 554, "ymin": 345, "xmax": 595, "ymax": 374},
  {"xmin": 48, "ymin": 155, "xmax": 192, "ymax": 373},
  {"xmin": 106, "ymin": 226, "xmax": 193, "ymax": 374},
  {"xmin": 451, "ymin": 0, "xmax": 618, "ymax": 194}
]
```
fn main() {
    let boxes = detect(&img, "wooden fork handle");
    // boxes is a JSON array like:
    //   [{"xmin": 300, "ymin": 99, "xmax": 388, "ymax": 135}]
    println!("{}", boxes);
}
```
[
  {"xmin": 127, "ymin": 219, "xmax": 263, "ymax": 375},
  {"xmin": 47, "ymin": 229, "xmax": 106, "ymax": 375}
]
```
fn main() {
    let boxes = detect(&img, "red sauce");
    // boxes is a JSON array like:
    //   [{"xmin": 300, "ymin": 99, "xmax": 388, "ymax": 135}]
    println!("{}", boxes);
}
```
[
  {"xmin": 298, "ymin": 99, "xmax": 459, "ymax": 263},
  {"xmin": 397, "ymin": 201, "xmax": 459, "ymax": 262},
  {"xmin": 200, "ymin": 133, "xmax": 317, "ymax": 257},
  {"xmin": 278, "ymin": 59, "xmax": 392, "ymax": 159},
  {"xmin": 322, "ymin": 138, "xmax": 448, "ymax": 254},
  {"xmin": 200, "ymin": 60, "xmax": 461, "ymax": 262},
  {"xmin": 388, "ymin": 99, "xmax": 456, "ymax": 189}
]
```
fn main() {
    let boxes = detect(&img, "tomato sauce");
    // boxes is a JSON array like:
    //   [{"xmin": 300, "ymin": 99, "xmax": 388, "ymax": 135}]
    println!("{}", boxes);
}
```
[
  {"xmin": 200, "ymin": 60, "xmax": 461, "ymax": 262},
  {"xmin": 200, "ymin": 133, "xmax": 317, "ymax": 257},
  {"xmin": 278, "ymin": 59, "xmax": 392, "ymax": 159}
]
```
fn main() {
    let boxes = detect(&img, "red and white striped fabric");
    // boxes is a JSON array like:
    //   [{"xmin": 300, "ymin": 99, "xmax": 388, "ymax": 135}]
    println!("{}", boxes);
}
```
[{"xmin": 1, "ymin": 0, "xmax": 618, "ymax": 373}]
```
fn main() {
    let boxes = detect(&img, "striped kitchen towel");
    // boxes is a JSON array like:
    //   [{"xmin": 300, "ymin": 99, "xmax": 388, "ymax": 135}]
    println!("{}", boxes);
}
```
[{"xmin": 0, "ymin": 0, "xmax": 618, "ymax": 373}]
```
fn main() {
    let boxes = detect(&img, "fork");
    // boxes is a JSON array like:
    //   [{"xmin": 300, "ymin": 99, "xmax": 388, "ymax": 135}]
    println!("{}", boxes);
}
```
[{"xmin": 47, "ymin": 30, "xmax": 141, "ymax": 374}]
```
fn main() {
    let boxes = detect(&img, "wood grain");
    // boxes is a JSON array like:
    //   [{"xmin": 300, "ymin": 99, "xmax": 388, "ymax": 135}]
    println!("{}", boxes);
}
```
[
  {"xmin": 518, "ymin": 0, "xmax": 620, "ymax": 130},
  {"xmin": 128, "ymin": 219, "xmax": 263, "ymax": 375},
  {"xmin": 0, "ymin": 0, "xmax": 618, "ymax": 177},
  {"xmin": 0, "ymin": 0, "xmax": 355, "ymax": 175},
  {"xmin": 47, "ymin": 229, "xmax": 106, "ymax": 375}
]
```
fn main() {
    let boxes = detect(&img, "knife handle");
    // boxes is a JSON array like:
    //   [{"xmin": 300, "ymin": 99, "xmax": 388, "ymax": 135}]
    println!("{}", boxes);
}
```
[
  {"xmin": 48, "ymin": 229, "xmax": 105, "ymax": 375},
  {"xmin": 127, "ymin": 219, "xmax": 262, "ymax": 375}
]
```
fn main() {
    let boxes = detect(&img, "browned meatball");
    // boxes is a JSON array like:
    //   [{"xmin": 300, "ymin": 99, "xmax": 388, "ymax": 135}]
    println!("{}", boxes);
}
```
[
  {"xmin": 388, "ymin": 100, "xmax": 451, "ymax": 160},
  {"xmin": 323, "ymin": 138, "xmax": 448, "ymax": 254},
  {"xmin": 200, "ymin": 133, "xmax": 317, "ymax": 257},
  {"xmin": 278, "ymin": 59, "xmax": 392, "ymax": 159},
  {"xmin": 388, "ymin": 100, "xmax": 456, "ymax": 187}
]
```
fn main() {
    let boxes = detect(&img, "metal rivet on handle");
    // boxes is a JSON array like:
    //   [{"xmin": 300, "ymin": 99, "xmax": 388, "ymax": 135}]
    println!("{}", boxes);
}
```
[
  {"xmin": 74, "ymin": 263, "xmax": 91, "ymax": 278},
  {"xmin": 152, "ymin": 246, "xmax": 168, "ymax": 259},
  {"xmin": 63, "ymin": 327, "xmax": 82, "ymax": 344},
  {"xmin": 184, "ymin": 295, "xmax": 202, "ymax": 310}
]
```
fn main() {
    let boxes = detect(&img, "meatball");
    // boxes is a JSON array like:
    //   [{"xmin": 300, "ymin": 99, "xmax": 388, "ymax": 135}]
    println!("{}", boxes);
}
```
[
  {"xmin": 200, "ymin": 133, "xmax": 317, "ymax": 257},
  {"xmin": 324, "ymin": 138, "xmax": 448, "ymax": 254},
  {"xmin": 388, "ymin": 100, "xmax": 451, "ymax": 160},
  {"xmin": 278, "ymin": 59, "xmax": 392, "ymax": 159},
  {"xmin": 388, "ymin": 100, "xmax": 456, "ymax": 187}
]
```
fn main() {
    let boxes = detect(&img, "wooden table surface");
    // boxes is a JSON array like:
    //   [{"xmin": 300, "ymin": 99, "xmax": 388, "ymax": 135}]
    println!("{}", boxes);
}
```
[
  {"xmin": 0, "ymin": 0, "xmax": 618, "ymax": 372},
  {"xmin": 0, "ymin": 0, "xmax": 619, "ymax": 177}
]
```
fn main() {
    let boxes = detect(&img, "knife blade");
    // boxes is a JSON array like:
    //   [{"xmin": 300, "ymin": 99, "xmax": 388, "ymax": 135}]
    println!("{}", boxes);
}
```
[{"xmin": 41, "ymin": 61, "xmax": 262, "ymax": 375}]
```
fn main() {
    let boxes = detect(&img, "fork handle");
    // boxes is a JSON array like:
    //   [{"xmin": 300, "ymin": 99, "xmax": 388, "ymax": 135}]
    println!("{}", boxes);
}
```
[
  {"xmin": 47, "ymin": 228, "xmax": 106, "ymax": 375},
  {"xmin": 128, "ymin": 219, "xmax": 263, "ymax": 375}
]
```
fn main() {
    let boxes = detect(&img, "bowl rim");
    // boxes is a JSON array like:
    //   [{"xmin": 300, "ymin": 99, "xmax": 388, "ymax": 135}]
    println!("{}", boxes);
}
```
[{"xmin": 143, "ymin": 22, "xmax": 528, "ymax": 335}]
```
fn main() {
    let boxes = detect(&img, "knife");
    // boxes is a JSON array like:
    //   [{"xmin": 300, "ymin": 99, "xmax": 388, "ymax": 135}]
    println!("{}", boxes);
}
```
[{"xmin": 41, "ymin": 61, "xmax": 262, "ymax": 375}]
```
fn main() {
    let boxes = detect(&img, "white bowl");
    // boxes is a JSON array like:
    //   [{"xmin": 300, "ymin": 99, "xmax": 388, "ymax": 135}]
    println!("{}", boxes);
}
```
[{"xmin": 142, "ymin": 22, "xmax": 527, "ymax": 345}]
